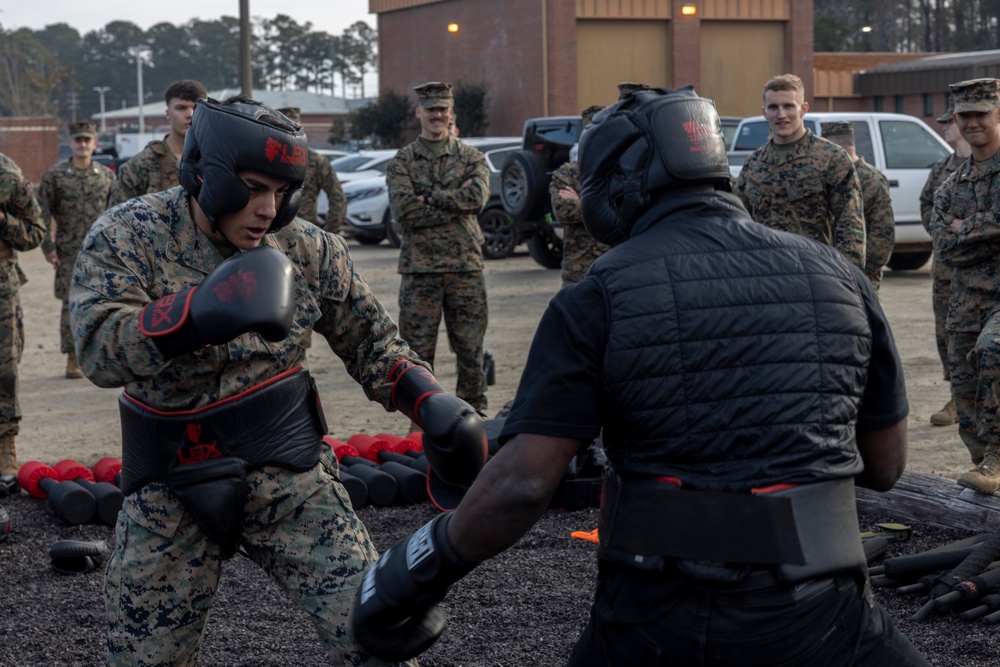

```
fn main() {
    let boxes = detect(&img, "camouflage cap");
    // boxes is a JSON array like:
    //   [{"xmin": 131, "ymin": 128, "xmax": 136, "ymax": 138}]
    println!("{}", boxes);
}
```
[
  {"xmin": 276, "ymin": 107, "xmax": 301, "ymax": 124},
  {"xmin": 950, "ymin": 78, "xmax": 1000, "ymax": 113},
  {"xmin": 617, "ymin": 82, "xmax": 650, "ymax": 100},
  {"xmin": 821, "ymin": 121, "xmax": 853, "ymax": 139},
  {"xmin": 69, "ymin": 120, "xmax": 97, "ymax": 139},
  {"xmin": 936, "ymin": 107, "xmax": 955, "ymax": 123},
  {"xmin": 581, "ymin": 105, "xmax": 604, "ymax": 128},
  {"xmin": 414, "ymin": 81, "xmax": 454, "ymax": 108}
]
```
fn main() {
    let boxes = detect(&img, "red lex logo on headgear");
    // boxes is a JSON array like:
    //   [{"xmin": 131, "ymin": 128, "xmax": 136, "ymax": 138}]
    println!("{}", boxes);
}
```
[{"xmin": 264, "ymin": 137, "xmax": 307, "ymax": 166}]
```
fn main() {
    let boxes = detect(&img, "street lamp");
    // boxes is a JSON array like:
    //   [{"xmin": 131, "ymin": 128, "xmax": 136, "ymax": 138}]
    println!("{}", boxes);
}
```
[
  {"xmin": 846, "ymin": 25, "xmax": 873, "ymax": 49},
  {"xmin": 93, "ymin": 86, "xmax": 110, "ymax": 134},
  {"xmin": 128, "ymin": 47, "xmax": 151, "ymax": 134}
]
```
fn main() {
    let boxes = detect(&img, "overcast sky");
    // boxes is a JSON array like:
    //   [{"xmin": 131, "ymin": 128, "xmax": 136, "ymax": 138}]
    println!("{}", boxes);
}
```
[{"xmin": 2, "ymin": 1, "xmax": 374, "ymax": 37}]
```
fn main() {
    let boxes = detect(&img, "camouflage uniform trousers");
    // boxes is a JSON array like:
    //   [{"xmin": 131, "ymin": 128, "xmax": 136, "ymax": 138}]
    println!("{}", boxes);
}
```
[
  {"xmin": 398, "ymin": 271, "xmax": 487, "ymax": 411},
  {"xmin": 932, "ymin": 257, "xmax": 955, "ymax": 381},
  {"xmin": 948, "ymin": 314, "xmax": 1000, "ymax": 465},
  {"xmin": 0, "ymin": 288, "xmax": 22, "ymax": 437},
  {"xmin": 105, "ymin": 448, "xmax": 410, "ymax": 667},
  {"xmin": 59, "ymin": 298, "xmax": 74, "ymax": 354}
]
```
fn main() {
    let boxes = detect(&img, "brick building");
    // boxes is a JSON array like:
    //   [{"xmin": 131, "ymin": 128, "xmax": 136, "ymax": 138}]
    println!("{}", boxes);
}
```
[
  {"xmin": 0, "ymin": 117, "xmax": 60, "ymax": 183},
  {"xmin": 371, "ymin": 0, "xmax": 816, "ymax": 135}
]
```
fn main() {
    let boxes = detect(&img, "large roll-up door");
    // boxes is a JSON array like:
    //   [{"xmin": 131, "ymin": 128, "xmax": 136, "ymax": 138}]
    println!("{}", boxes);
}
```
[
  {"xmin": 576, "ymin": 20, "xmax": 670, "ymax": 110},
  {"xmin": 700, "ymin": 21, "xmax": 786, "ymax": 118}
]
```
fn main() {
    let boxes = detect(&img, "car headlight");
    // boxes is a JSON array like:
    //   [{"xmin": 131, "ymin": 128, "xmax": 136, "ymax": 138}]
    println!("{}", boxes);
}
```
[{"xmin": 346, "ymin": 186, "xmax": 387, "ymax": 203}]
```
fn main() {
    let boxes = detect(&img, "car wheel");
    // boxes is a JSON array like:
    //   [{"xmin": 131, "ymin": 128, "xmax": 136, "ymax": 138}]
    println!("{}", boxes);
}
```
[
  {"xmin": 354, "ymin": 235, "xmax": 383, "ymax": 246},
  {"xmin": 479, "ymin": 207, "xmax": 518, "ymax": 260},
  {"xmin": 500, "ymin": 150, "xmax": 548, "ymax": 221},
  {"xmin": 384, "ymin": 211, "xmax": 402, "ymax": 248},
  {"xmin": 527, "ymin": 232, "xmax": 563, "ymax": 269},
  {"xmin": 886, "ymin": 251, "xmax": 931, "ymax": 271}
]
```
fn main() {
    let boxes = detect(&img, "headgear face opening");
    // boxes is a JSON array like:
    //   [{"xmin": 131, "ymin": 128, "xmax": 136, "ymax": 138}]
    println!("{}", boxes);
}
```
[
  {"xmin": 179, "ymin": 98, "xmax": 308, "ymax": 233},
  {"xmin": 578, "ymin": 86, "xmax": 730, "ymax": 246}
]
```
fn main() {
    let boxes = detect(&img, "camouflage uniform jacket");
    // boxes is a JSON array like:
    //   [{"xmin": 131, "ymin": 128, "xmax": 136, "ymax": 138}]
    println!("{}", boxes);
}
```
[
  {"xmin": 549, "ymin": 161, "xmax": 608, "ymax": 285},
  {"xmin": 920, "ymin": 152, "xmax": 969, "ymax": 233},
  {"xmin": 855, "ymin": 157, "xmax": 894, "ymax": 289},
  {"xmin": 107, "ymin": 138, "xmax": 179, "ymax": 207},
  {"xmin": 299, "ymin": 147, "xmax": 346, "ymax": 233},
  {"xmin": 736, "ymin": 131, "xmax": 866, "ymax": 268},
  {"xmin": 0, "ymin": 153, "xmax": 47, "ymax": 293},
  {"xmin": 388, "ymin": 136, "xmax": 489, "ymax": 273},
  {"xmin": 930, "ymin": 150, "xmax": 1000, "ymax": 332},
  {"xmin": 70, "ymin": 186, "xmax": 421, "ymax": 410},
  {"xmin": 37, "ymin": 159, "xmax": 115, "ymax": 299}
]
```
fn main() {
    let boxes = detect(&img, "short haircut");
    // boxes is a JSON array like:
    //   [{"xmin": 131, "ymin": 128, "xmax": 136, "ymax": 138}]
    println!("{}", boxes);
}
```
[
  {"xmin": 762, "ymin": 74, "xmax": 804, "ymax": 102},
  {"xmin": 164, "ymin": 79, "xmax": 207, "ymax": 105}
]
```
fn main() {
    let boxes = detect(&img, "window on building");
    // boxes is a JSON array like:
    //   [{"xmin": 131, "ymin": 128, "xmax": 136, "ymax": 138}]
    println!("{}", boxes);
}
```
[
  {"xmin": 874, "ymin": 97, "xmax": 883, "ymax": 112},
  {"xmin": 923, "ymin": 94, "xmax": 933, "ymax": 116},
  {"xmin": 895, "ymin": 96, "xmax": 905, "ymax": 113}
]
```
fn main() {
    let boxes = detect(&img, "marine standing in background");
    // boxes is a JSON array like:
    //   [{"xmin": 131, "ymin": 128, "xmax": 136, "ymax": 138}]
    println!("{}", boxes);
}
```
[
  {"xmin": 276, "ymin": 106, "xmax": 347, "ymax": 234},
  {"xmin": 550, "ymin": 105, "xmax": 609, "ymax": 287},
  {"xmin": 737, "ymin": 73, "xmax": 866, "ymax": 268},
  {"xmin": 920, "ymin": 105, "xmax": 971, "ymax": 427},
  {"xmin": 107, "ymin": 79, "xmax": 206, "ymax": 206},
  {"xmin": 821, "ymin": 121, "xmax": 894, "ymax": 290},
  {"xmin": 0, "ymin": 153, "xmax": 47, "ymax": 474},
  {"xmin": 36, "ymin": 120, "xmax": 115, "ymax": 379},
  {"xmin": 929, "ymin": 78, "xmax": 1000, "ymax": 493},
  {"xmin": 387, "ymin": 82, "xmax": 490, "ymax": 411}
]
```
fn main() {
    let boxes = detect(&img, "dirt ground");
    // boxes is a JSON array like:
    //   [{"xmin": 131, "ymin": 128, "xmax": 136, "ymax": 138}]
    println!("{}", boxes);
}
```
[
  {"xmin": 3, "ymin": 240, "xmax": 996, "ymax": 667},
  {"xmin": 13, "ymin": 240, "xmax": 970, "ymax": 479}
]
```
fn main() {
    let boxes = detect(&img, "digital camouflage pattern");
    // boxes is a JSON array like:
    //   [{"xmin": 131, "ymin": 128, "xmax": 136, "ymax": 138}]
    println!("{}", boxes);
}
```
[
  {"xmin": 414, "ymin": 81, "xmax": 454, "ymax": 108},
  {"xmin": 855, "ymin": 158, "xmax": 894, "ymax": 290},
  {"xmin": 70, "ymin": 186, "xmax": 423, "ymax": 665},
  {"xmin": 299, "ymin": 147, "xmax": 347, "ymax": 233},
  {"xmin": 736, "ymin": 131, "xmax": 866, "ymax": 268},
  {"xmin": 107, "ymin": 138, "xmax": 179, "ymax": 207},
  {"xmin": 951, "ymin": 78, "xmax": 1000, "ymax": 113},
  {"xmin": 398, "ymin": 271, "xmax": 488, "ymax": 410},
  {"xmin": 920, "ymin": 152, "xmax": 968, "ymax": 379},
  {"xmin": 388, "ymin": 136, "xmax": 490, "ymax": 409},
  {"xmin": 37, "ymin": 159, "xmax": 115, "ymax": 352},
  {"xmin": 549, "ymin": 161, "xmax": 608, "ymax": 286},
  {"xmin": 930, "ymin": 150, "xmax": 1000, "ymax": 463},
  {"xmin": 0, "ymin": 153, "xmax": 47, "ymax": 437}
]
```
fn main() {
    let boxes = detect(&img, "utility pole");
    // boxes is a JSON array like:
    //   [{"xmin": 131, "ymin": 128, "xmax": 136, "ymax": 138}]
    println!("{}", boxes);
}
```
[
  {"xmin": 93, "ymin": 86, "xmax": 111, "ymax": 134},
  {"xmin": 66, "ymin": 91, "xmax": 80, "ymax": 122},
  {"xmin": 130, "ymin": 48, "xmax": 151, "ymax": 134},
  {"xmin": 240, "ymin": 0, "xmax": 253, "ymax": 96}
]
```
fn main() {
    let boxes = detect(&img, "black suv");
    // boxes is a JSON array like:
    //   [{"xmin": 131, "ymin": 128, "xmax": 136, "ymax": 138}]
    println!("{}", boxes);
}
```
[{"xmin": 499, "ymin": 115, "xmax": 583, "ymax": 269}]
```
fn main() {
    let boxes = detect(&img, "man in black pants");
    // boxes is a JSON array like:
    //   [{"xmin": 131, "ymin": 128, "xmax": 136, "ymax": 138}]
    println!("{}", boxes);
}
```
[{"xmin": 352, "ymin": 86, "xmax": 929, "ymax": 667}]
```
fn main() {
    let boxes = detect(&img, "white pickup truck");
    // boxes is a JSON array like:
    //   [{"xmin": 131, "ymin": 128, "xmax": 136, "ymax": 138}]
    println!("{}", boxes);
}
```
[{"xmin": 728, "ymin": 112, "xmax": 952, "ymax": 271}]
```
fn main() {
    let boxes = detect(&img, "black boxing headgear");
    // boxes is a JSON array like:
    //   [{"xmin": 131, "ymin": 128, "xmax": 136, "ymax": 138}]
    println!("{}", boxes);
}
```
[
  {"xmin": 179, "ymin": 97, "xmax": 308, "ymax": 233},
  {"xmin": 578, "ymin": 85, "xmax": 731, "ymax": 246}
]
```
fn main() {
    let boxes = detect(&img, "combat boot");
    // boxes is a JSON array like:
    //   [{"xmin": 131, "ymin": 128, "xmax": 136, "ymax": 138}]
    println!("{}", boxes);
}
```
[
  {"xmin": 65, "ymin": 350, "xmax": 84, "ymax": 379},
  {"xmin": 957, "ymin": 444, "xmax": 1000, "ymax": 494},
  {"xmin": 0, "ymin": 433, "xmax": 18, "ymax": 475},
  {"xmin": 930, "ymin": 398, "xmax": 958, "ymax": 426}
]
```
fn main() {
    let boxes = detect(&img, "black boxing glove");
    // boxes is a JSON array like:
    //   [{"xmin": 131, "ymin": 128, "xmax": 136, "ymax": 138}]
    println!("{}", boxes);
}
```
[
  {"xmin": 389, "ymin": 360, "xmax": 487, "ymax": 486},
  {"xmin": 139, "ymin": 246, "xmax": 295, "ymax": 359},
  {"xmin": 352, "ymin": 513, "xmax": 475, "ymax": 662}
]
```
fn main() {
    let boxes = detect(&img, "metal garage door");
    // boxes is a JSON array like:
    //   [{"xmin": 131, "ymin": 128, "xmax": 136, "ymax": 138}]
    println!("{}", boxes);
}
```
[
  {"xmin": 576, "ymin": 19, "xmax": 671, "ymax": 110},
  {"xmin": 700, "ymin": 21, "xmax": 786, "ymax": 118}
]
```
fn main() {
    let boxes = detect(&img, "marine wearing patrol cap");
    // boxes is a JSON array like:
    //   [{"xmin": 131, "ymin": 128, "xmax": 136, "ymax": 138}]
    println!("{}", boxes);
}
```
[
  {"xmin": 936, "ymin": 106, "xmax": 956, "ymax": 123},
  {"xmin": 581, "ymin": 105, "xmax": 604, "ymax": 128},
  {"xmin": 821, "ymin": 121, "xmax": 854, "ymax": 139},
  {"xmin": 950, "ymin": 78, "xmax": 1000, "ymax": 113},
  {"xmin": 69, "ymin": 121, "xmax": 97, "ymax": 139},
  {"xmin": 617, "ymin": 82, "xmax": 650, "ymax": 100},
  {"xmin": 276, "ymin": 106, "xmax": 302, "ymax": 124},
  {"xmin": 413, "ymin": 81, "xmax": 454, "ymax": 108}
]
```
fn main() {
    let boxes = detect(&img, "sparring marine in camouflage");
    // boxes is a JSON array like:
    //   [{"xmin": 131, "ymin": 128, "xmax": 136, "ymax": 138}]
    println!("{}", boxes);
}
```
[
  {"xmin": 107, "ymin": 138, "xmax": 179, "ymax": 207},
  {"xmin": 0, "ymin": 153, "xmax": 47, "ymax": 471},
  {"xmin": 387, "ymin": 82, "xmax": 491, "ymax": 410},
  {"xmin": 37, "ymin": 155, "xmax": 115, "ymax": 353},
  {"xmin": 736, "ymin": 131, "xmax": 866, "ymax": 268},
  {"xmin": 70, "ymin": 185, "xmax": 423, "ymax": 666},
  {"xmin": 854, "ymin": 158, "xmax": 894, "ymax": 290},
  {"xmin": 549, "ymin": 161, "xmax": 609, "ymax": 286}
]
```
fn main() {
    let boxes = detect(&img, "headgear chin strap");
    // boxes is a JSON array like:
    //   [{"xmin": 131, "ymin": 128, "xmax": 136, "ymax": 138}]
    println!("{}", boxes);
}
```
[
  {"xmin": 578, "ymin": 86, "xmax": 731, "ymax": 247},
  {"xmin": 179, "ymin": 98, "xmax": 308, "ymax": 233}
]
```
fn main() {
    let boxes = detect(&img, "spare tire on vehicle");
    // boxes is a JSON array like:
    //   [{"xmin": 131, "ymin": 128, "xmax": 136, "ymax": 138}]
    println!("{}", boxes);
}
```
[{"xmin": 500, "ymin": 150, "xmax": 548, "ymax": 221}]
